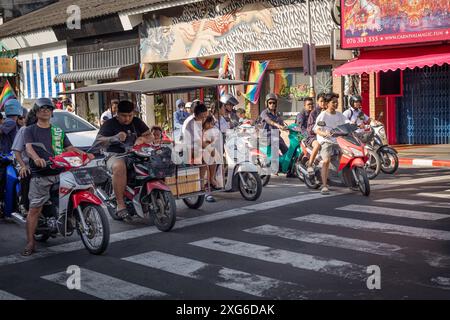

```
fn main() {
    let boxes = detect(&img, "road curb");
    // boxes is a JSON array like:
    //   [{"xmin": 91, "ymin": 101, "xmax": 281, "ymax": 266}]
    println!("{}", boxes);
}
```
[{"xmin": 399, "ymin": 158, "xmax": 450, "ymax": 168}]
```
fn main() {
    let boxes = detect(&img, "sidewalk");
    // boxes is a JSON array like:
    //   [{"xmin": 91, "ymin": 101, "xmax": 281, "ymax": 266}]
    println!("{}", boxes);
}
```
[{"xmin": 393, "ymin": 144, "xmax": 450, "ymax": 168}]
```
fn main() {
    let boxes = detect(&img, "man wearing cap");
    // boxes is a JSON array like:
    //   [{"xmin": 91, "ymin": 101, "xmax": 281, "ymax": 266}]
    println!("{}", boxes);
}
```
[
  {"xmin": 96, "ymin": 100, "xmax": 153, "ymax": 220},
  {"xmin": 173, "ymin": 99, "xmax": 189, "ymax": 141}
]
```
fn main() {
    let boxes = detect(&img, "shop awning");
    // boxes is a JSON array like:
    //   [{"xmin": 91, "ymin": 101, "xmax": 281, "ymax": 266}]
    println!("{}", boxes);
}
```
[
  {"xmin": 54, "ymin": 64, "xmax": 137, "ymax": 83},
  {"xmin": 61, "ymin": 76, "xmax": 256, "ymax": 95},
  {"xmin": 333, "ymin": 44, "xmax": 450, "ymax": 76}
]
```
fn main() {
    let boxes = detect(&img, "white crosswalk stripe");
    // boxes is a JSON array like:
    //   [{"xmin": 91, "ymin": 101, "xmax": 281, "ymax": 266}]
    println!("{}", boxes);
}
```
[
  {"xmin": 190, "ymin": 237, "xmax": 365, "ymax": 281},
  {"xmin": 293, "ymin": 215, "xmax": 450, "ymax": 241},
  {"xmin": 0, "ymin": 290, "xmax": 24, "ymax": 300},
  {"xmin": 244, "ymin": 225, "xmax": 405, "ymax": 260},
  {"xmin": 123, "ymin": 251, "xmax": 305, "ymax": 298},
  {"xmin": 336, "ymin": 204, "xmax": 449, "ymax": 221},
  {"xmin": 42, "ymin": 268, "xmax": 167, "ymax": 300},
  {"xmin": 416, "ymin": 193, "xmax": 450, "ymax": 200},
  {"xmin": 375, "ymin": 198, "xmax": 450, "ymax": 209}
]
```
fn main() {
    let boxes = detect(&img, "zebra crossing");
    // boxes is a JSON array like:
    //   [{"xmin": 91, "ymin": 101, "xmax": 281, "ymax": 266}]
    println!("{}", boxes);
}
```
[{"xmin": 1, "ymin": 192, "xmax": 450, "ymax": 300}]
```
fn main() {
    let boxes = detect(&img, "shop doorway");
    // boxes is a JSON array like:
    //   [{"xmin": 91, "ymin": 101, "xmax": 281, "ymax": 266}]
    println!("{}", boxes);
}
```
[{"xmin": 397, "ymin": 64, "xmax": 450, "ymax": 144}]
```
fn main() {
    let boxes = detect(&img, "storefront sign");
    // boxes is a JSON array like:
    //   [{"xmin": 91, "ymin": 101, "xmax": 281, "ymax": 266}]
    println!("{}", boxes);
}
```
[
  {"xmin": 340, "ymin": 0, "xmax": 450, "ymax": 49},
  {"xmin": 0, "ymin": 58, "xmax": 17, "ymax": 73}
]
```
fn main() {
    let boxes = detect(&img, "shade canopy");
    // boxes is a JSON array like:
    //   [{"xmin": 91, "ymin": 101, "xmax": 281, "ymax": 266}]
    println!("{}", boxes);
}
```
[
  {"xmin": 333, "ymin": 44, "xmax": 450, "ymax": 76},
  {"xmin": 54, "ymin": 65, "xmax": 137, "ymax": 83},
  {"xmin": 61, "ymin": 76, "xmax": 256, "ymax": 95}
]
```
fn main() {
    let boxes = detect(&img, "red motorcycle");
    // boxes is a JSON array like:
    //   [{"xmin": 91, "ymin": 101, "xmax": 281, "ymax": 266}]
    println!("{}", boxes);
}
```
[
  {"xmin": 96, "ymin": 143, "xmax": 177, "ymax": 231},
  {"xmin": 299, "ymin": 123, "xmax": 370, "ymax": 196}
]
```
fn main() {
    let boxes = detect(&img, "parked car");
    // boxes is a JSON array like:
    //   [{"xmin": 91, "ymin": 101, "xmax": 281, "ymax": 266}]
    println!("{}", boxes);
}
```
[{"xmin": 51, "ymin": 110, "xmax": 98, "ymax": 150}]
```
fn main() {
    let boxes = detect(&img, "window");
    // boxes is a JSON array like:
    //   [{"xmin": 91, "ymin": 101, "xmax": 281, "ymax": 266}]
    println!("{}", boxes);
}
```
[{"xmin": 51, "ymin": 112, "xmax": 96, "ymax": 133}]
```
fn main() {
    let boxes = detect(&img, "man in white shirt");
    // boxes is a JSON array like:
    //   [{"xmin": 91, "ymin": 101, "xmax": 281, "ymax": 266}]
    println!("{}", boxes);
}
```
[
  {"xmin": 100, "ymin": 99, "xmax": 119, "ymax": 125},
  {"xmin": 313, "ymin": 93, "xmax": 348, "ymax": 195},
  {"xmin": 343, "ymin": 95, "xmax": 371, "ymax": 126}
]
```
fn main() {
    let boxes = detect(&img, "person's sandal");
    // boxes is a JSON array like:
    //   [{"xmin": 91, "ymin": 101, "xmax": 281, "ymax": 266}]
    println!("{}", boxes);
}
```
[
  {"xmin": 116, "ymin": 208, "xmax": 131, "ymax": 221},
  {"xmin": 21, "ymin": 246, "xmax": 35, "ymax": 256}
]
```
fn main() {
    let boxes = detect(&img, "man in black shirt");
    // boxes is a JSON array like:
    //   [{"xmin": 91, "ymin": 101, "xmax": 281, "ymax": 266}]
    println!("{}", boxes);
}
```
[{"xmin": 96, "ymin": 100, "xmax": 153, "ymax": 219}]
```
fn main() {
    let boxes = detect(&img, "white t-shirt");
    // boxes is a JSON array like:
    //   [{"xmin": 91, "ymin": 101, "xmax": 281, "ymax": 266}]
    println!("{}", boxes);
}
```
[
  {"xmin": 313, "ymin": 110, "xmax": 348, "ymax": 144},
  {"xmin": 100, "ymin": 110, "xmax": 113, "ymax": 123},
  {"xmin": 343, "ymin": 107, "xmax": 369, "ymax": 125},
  {"xmin": 203, "ymin": 127, "xmax": 221, "ymax": 145}
]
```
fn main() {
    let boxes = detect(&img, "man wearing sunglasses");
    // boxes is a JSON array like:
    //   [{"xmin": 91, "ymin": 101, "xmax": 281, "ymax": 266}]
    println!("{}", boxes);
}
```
[
  {"xmin": 259, "ymin": 93, "xmax": 288, "ymax": 155},
  {"xmin": 22, "ymin": 98, "xmax": 92, "ymax": 256}
]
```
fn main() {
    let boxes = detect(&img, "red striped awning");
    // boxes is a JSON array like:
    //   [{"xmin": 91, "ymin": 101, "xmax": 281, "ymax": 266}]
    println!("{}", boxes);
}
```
[{"xmin": 334, "ymin": 44, "xmax": 450, "ymax": 76}]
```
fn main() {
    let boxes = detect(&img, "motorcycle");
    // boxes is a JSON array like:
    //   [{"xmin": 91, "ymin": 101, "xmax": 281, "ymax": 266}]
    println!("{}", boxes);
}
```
[
  {"xmin": 0, "ymin": 153, "xmax": 21, "ymax": 218},
  {"xmin": 371, "ymin": 115, "xmax": 399, "ymax": 174},
  {"xmin": 95, "ymin": 143, "xmax": 177, "ymax": 232},
  {"xmin": 298, "ymin": 123, "xmax": 371, "ymax": 196},
  {"xmin": 248, "ymin": 123, "xmax": 305, "ymax": 186},
  {"xmin": 10, "ymin": 145, "xmax": 110, "ymax": 255},
  {"xmin": 222, "ymin": 128, "xmax": 263, "ymax": 201}
]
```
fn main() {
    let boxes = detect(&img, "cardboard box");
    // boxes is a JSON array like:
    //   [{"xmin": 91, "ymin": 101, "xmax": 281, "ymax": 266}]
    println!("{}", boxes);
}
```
[{"xmin": 165, "ymin": 167, "xmax": 202, "ymax": 196}]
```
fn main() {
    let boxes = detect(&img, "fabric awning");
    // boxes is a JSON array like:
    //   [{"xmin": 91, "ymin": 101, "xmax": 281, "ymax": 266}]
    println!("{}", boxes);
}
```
[
  {"xmin": 61, "ymin": 76, "xmax": 256, "ymax": 95},
  {"xmin": 333, "ymin": 44, "xmax": 450, "ymax": 76},
  {"xmin": 54, "ymin": 64, "xmax": 137, "ymax": 83}
]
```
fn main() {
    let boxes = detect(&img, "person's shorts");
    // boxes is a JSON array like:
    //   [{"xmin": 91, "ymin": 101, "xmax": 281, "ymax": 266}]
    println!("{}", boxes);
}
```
[
  {"xmin": 320, "ymin": 142, "xmax": 339, "ymax": 161},
  {"xmin": 305, "ymin": 136, "xmax": 319, "ymax": 148},
  {"xmin": 106, "ymin": 154, "xmax": 129, "ymax": 172},
  {"xmin": 29, "ymin": 175, "xmax": 60, "ymax": 208}
]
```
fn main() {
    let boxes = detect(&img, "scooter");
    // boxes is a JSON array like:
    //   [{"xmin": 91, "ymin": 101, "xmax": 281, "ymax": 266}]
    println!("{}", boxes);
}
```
[
  {"xmin": 250, "ymin": 123, "xmax": 305, "ymax": 186},
  {"xmin": 299, "ymin": 123, "xmax": 371, "ymax": 196},
  {"xmin": 371, "ymin": 120, "xmax": 399, "ymax": 174},
  {"xmin": 95, "ymin": 143, "xmax": 177, "ymax": 232},
  {"xmin": 10, "ymin": 144, "xmax": 110, "ymax": 254},
  {"xmin": 0, "ymin": 153, "xmax": 21, "ymax": 218},
  {"xmin": 222, "ymin": 128, "xmax": 263, "ymax": 201}
]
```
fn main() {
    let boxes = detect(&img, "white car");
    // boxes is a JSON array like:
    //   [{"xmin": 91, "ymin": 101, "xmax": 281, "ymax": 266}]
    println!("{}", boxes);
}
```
[{"xmin": 51, "ymin": 110, "xmax": 99, "ymax": 150}]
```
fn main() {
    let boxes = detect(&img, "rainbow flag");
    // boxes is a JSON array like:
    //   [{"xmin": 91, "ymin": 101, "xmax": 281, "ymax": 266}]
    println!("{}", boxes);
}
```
[
  {"xmin": 182, "ymin": 58, "xmax": 220, "ymax": 73},
  {"xmin": 242, "ymin": 60, "xmax": 269, "ymax": 104},
  {"xmin": 0, "ymin": 80, "xmax": 16, "ymax": 110},
  {"xmin": 274, "ymin": 69, "xmax": 293, "ymax": 96}
]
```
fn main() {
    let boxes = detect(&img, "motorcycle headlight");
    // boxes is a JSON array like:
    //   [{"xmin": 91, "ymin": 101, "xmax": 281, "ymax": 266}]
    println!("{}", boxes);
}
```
[{"xmin": 350, "ymin": 148, "xmax": 364, "ymax": 157}]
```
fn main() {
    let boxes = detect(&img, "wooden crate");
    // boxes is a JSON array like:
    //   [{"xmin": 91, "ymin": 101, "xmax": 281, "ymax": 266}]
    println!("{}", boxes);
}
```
[{"xmin": 165, "ymin": 167, "xmax": 202, "ymax": 196}]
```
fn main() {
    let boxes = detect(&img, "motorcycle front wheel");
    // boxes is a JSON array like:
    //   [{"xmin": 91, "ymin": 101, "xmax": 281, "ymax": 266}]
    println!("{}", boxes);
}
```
[
  {"xmin": 354, "ymin": 167, "xmax": 370, "ymax": 196},
  {"xmin": 364, "ymin": 149, "xmax": 381, "ymax": 180},
  {"xmin": 379, "ymin": 149, "xmax": 399, "ymax": 174},
  {"xmin": 153, "ymin": 190, "xmax": 176, "ymax": 232},
  {"xmin": 238, "ymin": 172, "xmax": 262, "ymax": 201},
  {"xmin": 78, "ymin": 204, "xmax": 110, "ymax": 255}
]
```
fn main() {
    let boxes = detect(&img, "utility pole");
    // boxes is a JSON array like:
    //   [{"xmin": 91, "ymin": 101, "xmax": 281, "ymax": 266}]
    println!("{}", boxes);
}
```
[{"xmin": 306, "ymin": 0, "xmax": 316, "ymax": 98}]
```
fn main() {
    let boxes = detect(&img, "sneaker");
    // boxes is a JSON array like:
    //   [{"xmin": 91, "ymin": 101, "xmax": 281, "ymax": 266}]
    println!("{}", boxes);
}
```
[
  {"xmin": 206, "ymin": 195, "xmax": 216, "ymax": 203},
  {"xmin": 321, "ymin": 186, "xmax": 330, "ymax": 195}
]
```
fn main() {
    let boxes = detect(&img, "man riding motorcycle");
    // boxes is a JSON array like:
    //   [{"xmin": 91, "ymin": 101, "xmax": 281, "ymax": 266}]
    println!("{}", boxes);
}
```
[
  {"xmin": 343, "ymin": 95, "xmax": 372, "ymax": 127},
  {"xmin": 23, "ymin": 98, "xmax": 92, "ymax": 256},
  {"xmin": 96, "ymin": 100, "xmax": 153, "ymax": 220},
  {"xmin": 259, "ymin": 93, "xmax": 288, "ymax": 155},
  {"xmin": 313, "ymin": 93, "xmax": 348, "ymax": 195},
  {"xmin": 220, "ymin": 93, "xmax": 240, "ymax": 129}
]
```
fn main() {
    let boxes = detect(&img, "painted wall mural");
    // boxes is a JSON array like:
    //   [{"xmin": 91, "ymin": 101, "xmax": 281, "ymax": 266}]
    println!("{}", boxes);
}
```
[{"xmin": 140, "ymin": 0, "xmax": 335, "ymax": 63}]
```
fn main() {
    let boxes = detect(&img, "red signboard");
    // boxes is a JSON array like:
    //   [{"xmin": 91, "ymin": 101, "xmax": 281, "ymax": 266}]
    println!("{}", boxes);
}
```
[{"xmin": 340, "ymin": 0, "xmax": 450, "ymax": 49}]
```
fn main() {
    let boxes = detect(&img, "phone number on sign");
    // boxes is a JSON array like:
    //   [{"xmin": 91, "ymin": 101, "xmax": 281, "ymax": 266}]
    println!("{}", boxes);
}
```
[{"xmin": 346, "ymin": 36, "xmax": 380, "ymax": 44}]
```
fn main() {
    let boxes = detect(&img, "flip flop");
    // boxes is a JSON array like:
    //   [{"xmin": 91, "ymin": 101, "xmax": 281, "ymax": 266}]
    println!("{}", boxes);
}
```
[
  {"xmin": 21, "ymin": 247, "xmax": 35, "ymax": 256},
  {"xmin": 116, "ymin": 208, "xmax": 131, "ymax": 221}
]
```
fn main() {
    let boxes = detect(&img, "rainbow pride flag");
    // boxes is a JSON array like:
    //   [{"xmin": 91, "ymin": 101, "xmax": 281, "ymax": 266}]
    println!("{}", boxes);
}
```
[
  {"xmin": 0, "ymin": 80, "xmax": 16, "ymax": 110},
  {"xmin": 274, "ymin": 69, "xmax": 293, "ymax": 97},
  {"xmin": 182, "ymin": 58, "xmax": 220, "ymax": 73},
  {"xmin": 218, "ymin": 55, "xmax": 230, "ymax": 97},
  {"xmin": 242, "ymin": 60, "xmax": 269, "ymax": 104}
]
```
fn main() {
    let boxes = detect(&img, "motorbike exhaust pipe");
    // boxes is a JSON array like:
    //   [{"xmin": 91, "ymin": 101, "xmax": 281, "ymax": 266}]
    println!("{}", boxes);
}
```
[
  {"xmin": 11, "ymin": 212, "xmax": 27, "ymax": 224},
  {"xmin": 96, "ymin": 188, "xmax": 109, "ymax": 202}
]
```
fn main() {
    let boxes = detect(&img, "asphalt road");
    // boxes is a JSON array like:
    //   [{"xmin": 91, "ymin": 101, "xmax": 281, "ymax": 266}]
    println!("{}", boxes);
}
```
[{"xmin": 0, "ymin": 167, "xmax": 449, "ymax": 300}]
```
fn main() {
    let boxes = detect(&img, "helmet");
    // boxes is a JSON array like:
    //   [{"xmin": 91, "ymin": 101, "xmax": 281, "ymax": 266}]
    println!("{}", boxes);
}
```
[
  {"xmin": 349, "ymin": 95, "xmax": 363, "ymax": 108},
  {"xmin": 220, "ymin": 93, "xmax": 239, "ymax": 106},
  {"xmin": 32, "ymin": 98, "xmax": 54, "ymax": 113},
  {"xmin": 265, "ymin": 93, "xmax": 278, "ymax": 104},
  {"xmin": 4, "ymin": 99, "xmax": 23, "ymax": 117}
]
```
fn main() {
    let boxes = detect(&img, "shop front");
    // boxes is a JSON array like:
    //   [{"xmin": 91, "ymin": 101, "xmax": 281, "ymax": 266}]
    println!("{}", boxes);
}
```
[{"xmin": 335, "ymin": 0, "xmax": 450, "ymax": 145}]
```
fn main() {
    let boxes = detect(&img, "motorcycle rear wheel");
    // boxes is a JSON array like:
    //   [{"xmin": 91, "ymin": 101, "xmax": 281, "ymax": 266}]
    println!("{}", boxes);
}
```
[
  {"xmin": 260, "ymin": 175, "xmax": 271, "ymax": 187},
  {"xmin": 303, "ymin": 171, "xmax": 320, "ymax": 189},
  {"xmin": 153, "ymin": 190, "xmax": 176, "ymax": 232},
  {"xmin": 379, "ymin": 149, "xmax": 399, "ymax": 174},
  {"xmin": 364, "ymin": 149, "xmax": 381, "ymax": 180},
  {"xmin": 183, "ymin": 195, "xmax": 205, "ymax": 209}
]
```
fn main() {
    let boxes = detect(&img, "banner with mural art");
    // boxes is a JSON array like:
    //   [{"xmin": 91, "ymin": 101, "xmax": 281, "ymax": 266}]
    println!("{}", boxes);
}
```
[
  {"xmin": 274, "ymin": 69, "xmax": 311, "ymax": 101},
  {"xmin": 341, "ymin": 0, "xmax": 450, "ymax": 49}
]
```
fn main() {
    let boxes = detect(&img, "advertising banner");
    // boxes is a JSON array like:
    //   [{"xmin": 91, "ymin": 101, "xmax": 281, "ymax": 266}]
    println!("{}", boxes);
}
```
[{"xmin": 340, "ymin": 0, "xmax": 450, "ymax": 49}]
